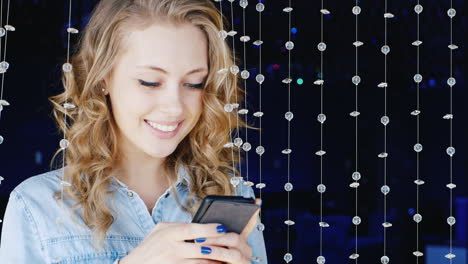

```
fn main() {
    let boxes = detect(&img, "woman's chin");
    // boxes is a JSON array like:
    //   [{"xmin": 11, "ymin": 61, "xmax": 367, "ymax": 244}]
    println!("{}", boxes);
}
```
[{"xmin": 142, "ymin": 145, "xmax": 177, "ymax": 159}]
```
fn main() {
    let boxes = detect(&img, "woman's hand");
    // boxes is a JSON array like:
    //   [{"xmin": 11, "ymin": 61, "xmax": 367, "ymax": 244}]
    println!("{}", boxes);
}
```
[
  {"xmin": 119, "ymin": 198, "xmax": 261, "ymax": 264},
  {"xmin": 194, "ymin": 198, "xmax": 263, "ymax": 264}
]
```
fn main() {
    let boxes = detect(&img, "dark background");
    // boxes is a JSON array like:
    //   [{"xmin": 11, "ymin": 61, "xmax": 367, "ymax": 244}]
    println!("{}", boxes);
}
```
[{"xmin": 1, "ymin": 0, "xmax": 468, "ymax": 263}]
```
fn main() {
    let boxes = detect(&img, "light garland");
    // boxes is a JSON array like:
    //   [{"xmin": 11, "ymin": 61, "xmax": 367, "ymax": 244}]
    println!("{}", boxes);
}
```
[
  {"xmin": 216, "ymin": 0, "xmax": 240, "ymax": 196},
  {"xmin": 378, "ymin": 1, "xmax": 394, "ymax": 263},
  {"xmin": 253, "ymin": 0, "xmax": 266, "ymax": 232},
  {"xmin": 227, "ymin": 0, "xmax": 244, "ymax": 192},
  {"xmin": 218, "ymin": 3, "xmax": 262, "ymax": 262},
  {"xmin": 238, "ymin": 0, "xmax": 253, "ymax": 189},
  {"xmin": 444, "ymin": 1, "xmax": 457, "ymax": 262},
  {"xmin": 349, "ymin": 1, "xmax": 362, "ymax": 262},
  {"xmin": 282, "ymin": 0, "xmax": 294, "ymax": 263},
  {"xmin": 56, "ymin": 0, "xmax": 79, "ymax": 227},
  {"xmin": 411, "ymin": 1, "xmax": 424, "ymax": 261},
  {"xmin": 314, "ymin": 1, "xmax": 330, "ymax": 264},
  {"xmin": 0, "ymin": 0, "xmax": 14, "ymax": 215}
]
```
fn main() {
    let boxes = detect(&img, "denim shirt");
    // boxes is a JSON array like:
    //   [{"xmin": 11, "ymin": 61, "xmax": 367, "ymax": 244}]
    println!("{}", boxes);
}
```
[{"xmin": 0, "ymin": 167, "xmax": 267, "ymax": 264}]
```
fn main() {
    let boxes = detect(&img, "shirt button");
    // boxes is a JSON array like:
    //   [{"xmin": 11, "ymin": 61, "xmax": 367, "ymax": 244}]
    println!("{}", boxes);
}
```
[{"xmin": 127, "ymin": 191, "xmax": 133, "ymax": 197}]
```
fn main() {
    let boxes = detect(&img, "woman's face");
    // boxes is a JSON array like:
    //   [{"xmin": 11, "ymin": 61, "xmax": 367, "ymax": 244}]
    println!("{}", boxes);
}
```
[{"xmin": 107, "ymin": 22, "xmax": 208, "ymax": 159}]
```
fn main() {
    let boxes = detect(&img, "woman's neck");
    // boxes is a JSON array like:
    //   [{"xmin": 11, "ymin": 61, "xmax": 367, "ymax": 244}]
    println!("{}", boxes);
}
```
[{"xmin": 114, "ymin": 158, "xmax": 175, "ymax": 215}]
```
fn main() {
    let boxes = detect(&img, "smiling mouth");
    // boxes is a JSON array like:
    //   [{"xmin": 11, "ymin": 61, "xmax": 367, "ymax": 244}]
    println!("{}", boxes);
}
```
[
  {"xmin": 144, "ymin": 119, "xmax": 182, "ymax": 132},
  {"xmin": 144, "ymin": 119, "xmax": 184, "ymax": 140}
]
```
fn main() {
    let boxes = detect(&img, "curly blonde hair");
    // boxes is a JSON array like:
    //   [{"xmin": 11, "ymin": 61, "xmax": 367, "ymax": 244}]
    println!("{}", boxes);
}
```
[{"xmin": 48, "ymin": 0, "xmax": 256, "ymax": 250}]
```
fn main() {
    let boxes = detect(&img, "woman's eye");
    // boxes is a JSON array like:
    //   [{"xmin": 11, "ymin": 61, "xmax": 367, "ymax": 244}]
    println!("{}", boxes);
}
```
[
  {"xmin": 138, "ymin": 79, "xmax": 204, "ymax": 89},
  {"xmin": 186, "ymin": 83, "xmax": 205, "ymax": 89},
  {"xmin": 138, "ymin": 79, "xmax": 160, "ymax": 87}
]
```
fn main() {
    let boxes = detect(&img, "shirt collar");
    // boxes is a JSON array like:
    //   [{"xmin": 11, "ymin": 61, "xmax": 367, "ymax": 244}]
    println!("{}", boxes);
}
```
[{"xmin": 110, "ymin": 165, "xmax": 190, "ymax": 189}]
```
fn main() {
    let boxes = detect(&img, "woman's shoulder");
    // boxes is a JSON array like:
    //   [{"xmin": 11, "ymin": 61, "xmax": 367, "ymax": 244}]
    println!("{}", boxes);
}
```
[
  {"xmin": 7, "ymin": 167, "xmax": 92, "ymax": 238},
  {"xmin": 2, "ymin": 168, "xmax": 131, "ymax": 263},
  {"xmin": 12, "ymin": 168, "xmax": 63, "ymax": 198},
  {"xmin": 1, "ymin": 169, "xmax": 84, "ymax": 252}
]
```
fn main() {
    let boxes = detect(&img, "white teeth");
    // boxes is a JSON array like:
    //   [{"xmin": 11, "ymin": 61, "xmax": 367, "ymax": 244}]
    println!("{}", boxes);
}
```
[{"xmin": 146, "ymin": 120, "xmax": 178, "ymax": 132}]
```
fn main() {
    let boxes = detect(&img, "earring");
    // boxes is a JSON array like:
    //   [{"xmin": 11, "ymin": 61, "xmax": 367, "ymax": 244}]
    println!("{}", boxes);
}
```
[{"xmin": 101, "ymin": 88, "xmax": 107, "ymax": 93}]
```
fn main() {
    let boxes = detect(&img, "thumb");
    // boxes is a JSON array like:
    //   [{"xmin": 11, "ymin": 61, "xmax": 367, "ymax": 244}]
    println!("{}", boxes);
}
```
[{"xmin": 241, "ymin": 198, "xmax": 262, "ymax": 239}]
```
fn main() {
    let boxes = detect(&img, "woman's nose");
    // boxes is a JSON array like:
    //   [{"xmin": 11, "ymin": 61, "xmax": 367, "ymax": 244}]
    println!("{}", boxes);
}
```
[{"xmin": 159, "ymin": 85, "xmax": 184, "ymax": 116}]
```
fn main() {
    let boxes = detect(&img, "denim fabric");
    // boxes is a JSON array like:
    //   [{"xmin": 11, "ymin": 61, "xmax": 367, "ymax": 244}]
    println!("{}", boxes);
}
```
[{"xmin": 0, "ymin": 166, "xmax": 267, "ymax": 264}]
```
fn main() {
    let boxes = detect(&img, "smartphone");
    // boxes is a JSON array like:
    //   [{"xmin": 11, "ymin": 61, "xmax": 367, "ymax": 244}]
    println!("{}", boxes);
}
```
[{"xmin": 185, "ymin": 195, "xmax": 260, "ymax": 242}]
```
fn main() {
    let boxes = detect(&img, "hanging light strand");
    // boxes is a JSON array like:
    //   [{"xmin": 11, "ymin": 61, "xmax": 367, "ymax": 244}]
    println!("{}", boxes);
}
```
[
  {"xmin": 378, "ymin": 1, "xmax": 394, "ymax": 263},
  {"xmin": 219, "ymin": 3, "xmax": 262, "ymax": 262},
  {"xmin": 229, "ymin": 0, "xmax": 243, "ymax": 189},
  {"xmin": 56, "ymin": 0, "xmax": 79, "ymax": 227},
  {"xmin": 411, "ymin": 1, "xmax": 424, "ymax": 261},
  {"xmin": 216, "ymin": 0, "xmax": 239, "ymax": 195},
  {"xmin": 350, "ymin": 1, "xmax": 362, "ymax": 262},
  {"xmin": 314, "ymin": 1, "xmax": 329, "ymax": 264},
  {"xmin": 445, "ymin": 0, "xmax": 457, "ymax": 262},
  {"xmin": 0, "ymin": 0, "xmax": 13, "ymax": 100},
  {"xmin": 0, "ymin": 0, "xmax": 14, "ymax": 132},
  {"xmin": 282, "ymin": 0, "xmax": 294, "ymax": 263},
  {"xmin": 253, "ymin": 0, "xmax": 266, "ymax": 222},
  {"xmin": 0, "ymin": 0, "xmax": 14, "ymax": 193},
  {"xmin": 238, "ymin": 0, "xmax": 253, "ymax": 188}
]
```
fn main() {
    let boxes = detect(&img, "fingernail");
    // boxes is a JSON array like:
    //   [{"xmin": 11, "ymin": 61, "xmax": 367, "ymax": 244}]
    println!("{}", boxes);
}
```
[
  {"xmin": 216, "ymin": 224, "xmax": 227, "ymax": 233},
  {"xmin": 195, "ymin": 237, "xmax": 206, "ymax": 243},
  {"xmin": 201, "ymin": 246, "xmax": 212, "ymax": 254}
]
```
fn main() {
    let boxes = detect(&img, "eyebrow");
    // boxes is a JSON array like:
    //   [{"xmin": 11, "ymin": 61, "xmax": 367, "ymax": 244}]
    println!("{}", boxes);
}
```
[{"xmin": 137, "ymin": 65, "xmax": 208, "ymax": 75}]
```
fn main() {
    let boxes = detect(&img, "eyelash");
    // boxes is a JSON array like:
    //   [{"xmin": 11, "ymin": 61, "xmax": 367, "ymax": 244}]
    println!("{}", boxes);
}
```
[{"xmin": 138, "ymin": 80, "xmax": 205, "ymax": 89}]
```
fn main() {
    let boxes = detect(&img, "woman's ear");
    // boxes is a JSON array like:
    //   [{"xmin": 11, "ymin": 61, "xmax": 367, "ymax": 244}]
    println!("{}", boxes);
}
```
[{"xmin": 98, "ymin": 79, "xmax": 109, "ymax": 95}]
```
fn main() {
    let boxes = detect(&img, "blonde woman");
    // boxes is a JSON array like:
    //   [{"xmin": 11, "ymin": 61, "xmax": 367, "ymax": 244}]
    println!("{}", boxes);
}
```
[{"xmin": 0, "ymin": 0, "xmax": 267, "ymax": 263}]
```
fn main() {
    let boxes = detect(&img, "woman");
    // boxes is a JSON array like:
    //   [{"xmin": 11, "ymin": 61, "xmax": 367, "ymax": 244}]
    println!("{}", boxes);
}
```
[{"xmin": 0, "ymin": 0, "xmax": 267, "ymax": 263}]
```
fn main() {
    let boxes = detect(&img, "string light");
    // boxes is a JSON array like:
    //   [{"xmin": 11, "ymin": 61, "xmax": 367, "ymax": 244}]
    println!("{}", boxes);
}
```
[
  {"xmin": 379, "ymin": 1, "xmax": 394, "ymax": 263},
  {"xmin": 445, "ymin": 1, "xmax": 457, "ymax": 262},
  {"xmin": 216, "ymin": 1, "xmax": 239, "ymax": 196},
  {"xmin": 253, "ymin": 0, "xmax": 266, "ymax": 234},
  {"xmin": 218, "ymin": 3, "xmax": 262, "ymax": 262},
  {"xmin": 411, "ymin": 1, "xmax": 424, "ymax": 261},
  {"xmin": 214, "ymin": 0, "xmax": 240, "ymax": 196},
  {"xmin": 349, "ymin": 0, "xmax": 361, "ymax": 262},
  {"xmin": 227, "ymin": 0, "xmax": 244, "ymax": 193},
  {"xmin": 0, "ymin": 0, "xmax": 13, "ymax": 116},
  {"xmin": 314, "ymin": 1, "xmax": 330, "ymax": 264},
  {"xmin": 56, "ymin": 0, "xmax": 79, "ymax": 227},
  {"xmin": 238, "ymin": 0, "xmax": 253, "ymax": 189},
  {"xmin": 282, "ymin": 0, "xmax": 294, "ymax": 263},
  {"xmin": 0, "ymin": 0, "xmax": 14, "ymax": 221}
]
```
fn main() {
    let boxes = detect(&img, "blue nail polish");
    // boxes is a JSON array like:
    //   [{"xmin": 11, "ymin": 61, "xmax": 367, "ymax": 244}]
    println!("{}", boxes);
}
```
[
  {"xmin": 201, "ymin": 246, "xmax": 212, "ymax": 254},
  {"xmin": 216, "ymin": 224, "xmax": 227, "ymax": 233},
  {"xmin": 195, "ymin": 237, "xmax": 206, "ymax": 243}
]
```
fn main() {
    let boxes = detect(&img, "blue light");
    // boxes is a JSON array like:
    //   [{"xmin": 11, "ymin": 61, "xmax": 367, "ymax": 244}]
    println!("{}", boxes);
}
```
[
  {"xmin": 291, "ymin": 27, "xmax": 297, "ymax": 34},
  {"xmin": 35, "ymin": 151, "xmax": 43, "ymax": 165},
  {"xmin": 429, "ymin": 79, "xmax": 436, "ymax": 87},
  {"xmin": 408, "ymin": 208, "xmax": 415, "ymax": 215}
]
